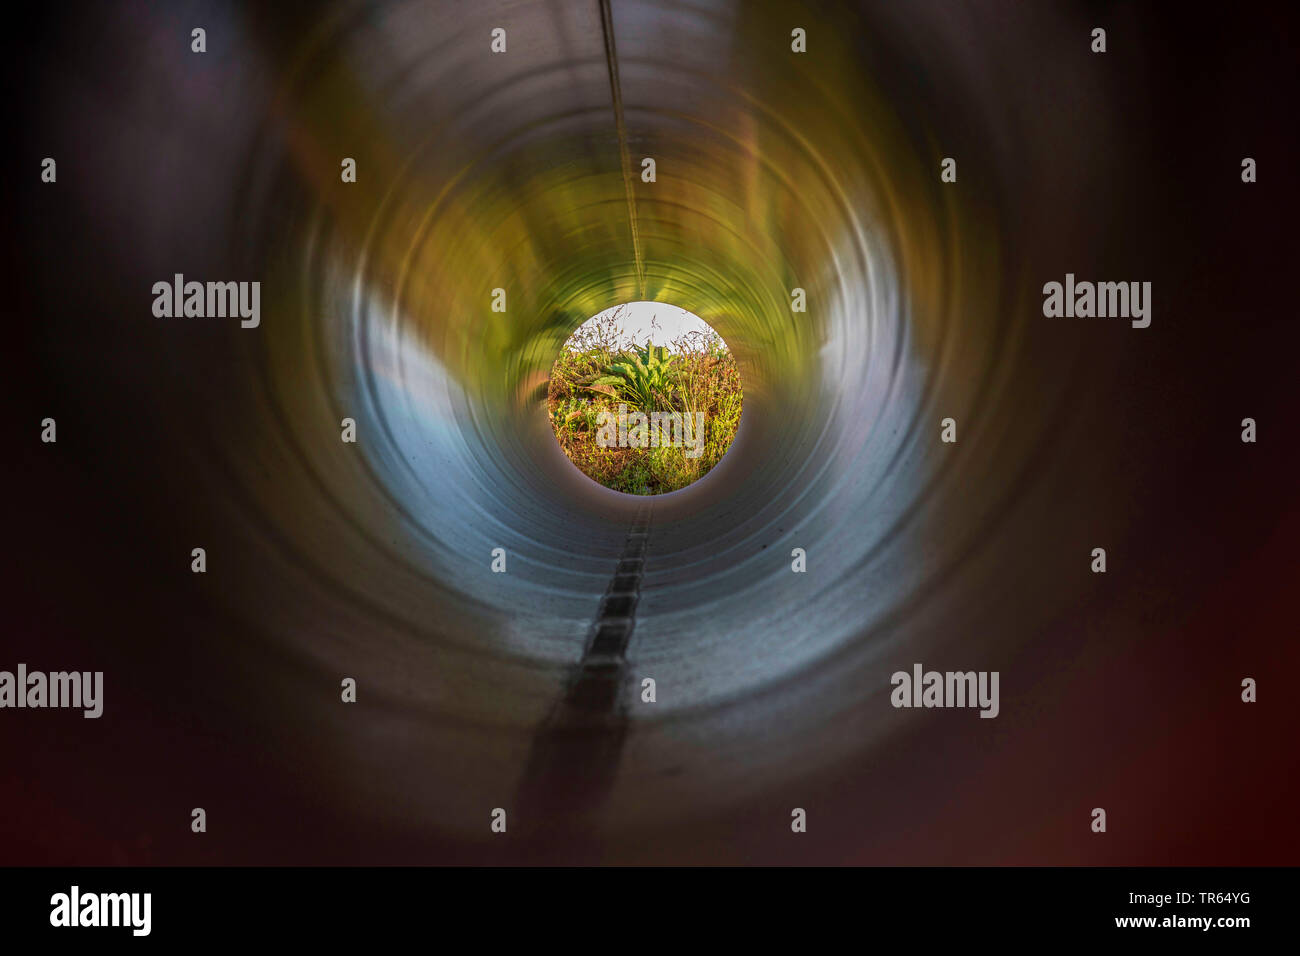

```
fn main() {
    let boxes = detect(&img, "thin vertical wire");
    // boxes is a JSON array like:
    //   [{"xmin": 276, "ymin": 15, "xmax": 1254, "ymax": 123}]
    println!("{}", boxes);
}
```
[{"xmin": 598, "ymin": 0, "xmax": 645, "ymax": 298}]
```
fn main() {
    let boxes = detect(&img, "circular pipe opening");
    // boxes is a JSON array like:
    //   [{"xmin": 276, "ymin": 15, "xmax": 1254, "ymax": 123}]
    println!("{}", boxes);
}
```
[{"xmin": 547, "ymin": 301, "xmax": 743, "ymax": 495}]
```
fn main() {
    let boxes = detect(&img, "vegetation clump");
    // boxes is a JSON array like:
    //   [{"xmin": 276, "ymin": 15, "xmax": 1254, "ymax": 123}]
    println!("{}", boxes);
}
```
[{"xmin": 547, "ymin": 308, "xmax": 743, "ymax": 495}]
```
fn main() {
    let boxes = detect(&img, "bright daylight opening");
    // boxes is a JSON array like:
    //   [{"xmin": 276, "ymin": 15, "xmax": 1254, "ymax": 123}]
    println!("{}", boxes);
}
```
[{"xmin": 547, "ymin": 301, "xmax": 743, "ymax": 495}]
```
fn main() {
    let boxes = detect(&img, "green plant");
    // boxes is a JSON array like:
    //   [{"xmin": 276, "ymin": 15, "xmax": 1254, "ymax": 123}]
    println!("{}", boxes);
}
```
[
  {"xmin": 548, "ymin": 327, "xmax": 742, "ymax": 496},
  {"xmin": 591, "ymin": 342, "xmax": 678, "ymax": 411}
]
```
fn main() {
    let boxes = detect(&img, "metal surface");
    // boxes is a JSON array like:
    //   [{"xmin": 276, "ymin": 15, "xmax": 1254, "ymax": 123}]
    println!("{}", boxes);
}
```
[{"xmin": 10, "ymin": 0, "xmax": 1298, "ymax": 864}]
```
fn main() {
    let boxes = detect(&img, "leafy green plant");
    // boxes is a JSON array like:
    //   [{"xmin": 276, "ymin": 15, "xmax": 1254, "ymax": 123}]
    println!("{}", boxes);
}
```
[
  {"xmin": 549, "ymin": 396, "xmax": 602, "ymax": 433},
  {"xmin": 548, "ymin": 328, "xmax": 742, "ymax": 496},
  {"xmin": 591, "ymin": 342, "xmax": 678, "ymax": 411}
]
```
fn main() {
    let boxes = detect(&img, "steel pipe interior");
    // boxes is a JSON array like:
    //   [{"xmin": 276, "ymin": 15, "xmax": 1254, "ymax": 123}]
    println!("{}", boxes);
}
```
[{"xmin": 11, "ymin": 0, "xmax": 1294, "ymax": 864}]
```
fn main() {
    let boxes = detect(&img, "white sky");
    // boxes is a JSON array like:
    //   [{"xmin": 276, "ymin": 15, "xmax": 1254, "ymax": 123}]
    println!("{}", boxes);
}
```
[{"xmin": 570, "ymin": 301, "xmax": 721, "ymax": 351}]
